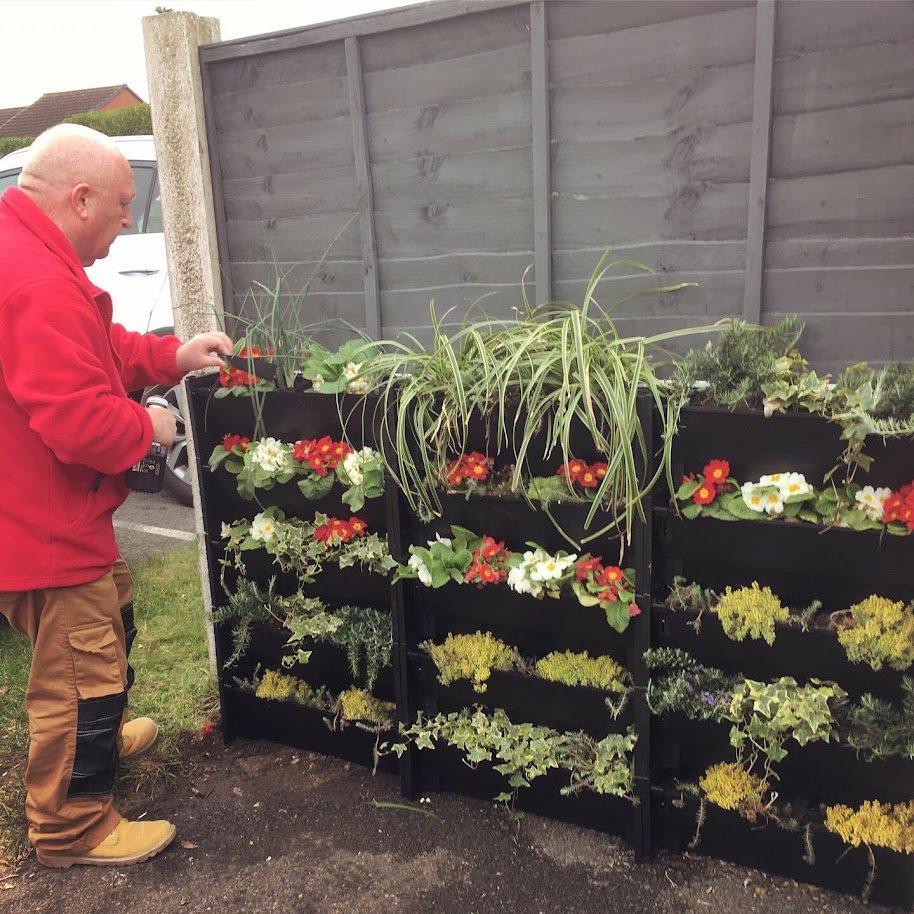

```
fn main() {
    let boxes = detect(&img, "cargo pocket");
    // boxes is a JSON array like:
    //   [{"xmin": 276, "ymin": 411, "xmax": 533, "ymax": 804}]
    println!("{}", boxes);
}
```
[
  {"xmin": 68, "ymin": 691, "xmax": 126, "ymax": 797},
  {"xmin": 67, "ymin": 621, "xmax": 125, "ymax": 699}
]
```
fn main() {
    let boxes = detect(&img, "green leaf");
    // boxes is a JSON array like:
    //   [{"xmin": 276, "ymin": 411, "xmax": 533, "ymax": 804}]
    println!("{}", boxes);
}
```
[
  {"xmin": 604, "ymin": 602, "xmax": 630, "ymax": 633},
  {"xmin": 297, "ymin": 474, "xmax": 334, "ymax": 501}
]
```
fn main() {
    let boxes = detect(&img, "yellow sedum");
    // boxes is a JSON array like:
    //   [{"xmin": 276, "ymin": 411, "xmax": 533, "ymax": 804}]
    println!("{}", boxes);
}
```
[
  {"xmin": 825, "ymin": 801, "xmax": 914, "ymax": 854},
  {"xmin": 427, "ymin": 631, "xmax": 518, "ymax": 693},
  {"xmin": 255, "ymin": 669, "xmax": 312, "ymax": 704},
  {"xmin": 338, "ymin": 687, "xmax": 395, "ymax": 726},
  {"xmin": 699, "ymin": 762, "xmax": 767, "ymax": 813},
  {"xmin": 716, "ymin": 582, "xmax": 788, "ymax": 645},
  {"xmin": 535, "ymin": 650, "xmax": 629, "ymax": 693},
  {"xmin": 837, "ymin": 595, "xmax": 914, "ymax": 671}
]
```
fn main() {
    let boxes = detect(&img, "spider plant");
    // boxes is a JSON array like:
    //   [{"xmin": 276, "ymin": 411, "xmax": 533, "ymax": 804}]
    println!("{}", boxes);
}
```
[
  {"xmin": 218, "ymin": 216, "xmax": 359, "ymax": 435},
  {"xmin": 366, "ymin": 253, "xmax": 722, "ymax": 545}
]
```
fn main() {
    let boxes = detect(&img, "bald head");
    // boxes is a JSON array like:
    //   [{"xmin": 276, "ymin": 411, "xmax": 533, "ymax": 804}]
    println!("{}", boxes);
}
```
[{"xmin": 19, "ymin": 124, "xmax": 135, "ymax": 266}]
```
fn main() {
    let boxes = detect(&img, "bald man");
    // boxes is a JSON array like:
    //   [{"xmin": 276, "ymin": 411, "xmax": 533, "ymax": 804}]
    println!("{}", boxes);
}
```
[{"xmin": 0, "ymin": 124, "xmax": 232, "ymax": 867}]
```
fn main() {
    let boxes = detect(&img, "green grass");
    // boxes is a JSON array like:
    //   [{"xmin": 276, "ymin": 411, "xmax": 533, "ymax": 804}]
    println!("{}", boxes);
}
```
[{"xmin": 0, "ymin": 542, "xmax": 217, "ymax": 869}]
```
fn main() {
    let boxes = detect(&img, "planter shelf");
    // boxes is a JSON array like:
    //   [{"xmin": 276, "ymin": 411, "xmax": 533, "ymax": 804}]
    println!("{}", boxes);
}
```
[
  {"xmin": 413, "ymin": 654, "xmax": 633, "ymax": 738},
  {"xmin": 652, "ymin": 605, "xmax": 908, "ymax": 701},
  {"xmin": 654, "ymin": 791, "xmax": 914, "ymax": 910},
  {"xmin": 223, "ymin": 686, "xmax": 399, "ymax": 775}
]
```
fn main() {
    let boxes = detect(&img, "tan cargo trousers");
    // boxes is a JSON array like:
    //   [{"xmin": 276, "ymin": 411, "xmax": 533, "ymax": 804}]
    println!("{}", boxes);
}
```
[{"xmin": 0, "ymin": 558, "xmax": 136, "ymax": 854}]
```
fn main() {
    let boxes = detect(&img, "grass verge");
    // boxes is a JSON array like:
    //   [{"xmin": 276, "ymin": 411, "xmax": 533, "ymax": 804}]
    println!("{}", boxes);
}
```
[{"xmin": 0, "ymin": 541, "xmax": 217, "ymax": 870}]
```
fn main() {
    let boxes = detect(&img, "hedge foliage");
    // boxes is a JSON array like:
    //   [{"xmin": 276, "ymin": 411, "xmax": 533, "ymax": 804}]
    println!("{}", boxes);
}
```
[
  {"xmin": 0, "ymin": 103, "xmax": 152, "ymax": 162},
  {"xmin": 65, "ymin": 103, "xmax": 152, "ymax": 136}
]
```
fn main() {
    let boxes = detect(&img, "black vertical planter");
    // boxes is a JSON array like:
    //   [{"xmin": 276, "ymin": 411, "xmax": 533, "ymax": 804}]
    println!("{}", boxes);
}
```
[
  {"xmin": 186, "ymin": 374, "xmax": 408, "ymax": 778},
  {"xmin": 186, "ymin": 374, "xmax": 914, "ymax": 907},
  {"xmin": 650, "ymin": 404, "xmax": 914, "ymax": 908}
]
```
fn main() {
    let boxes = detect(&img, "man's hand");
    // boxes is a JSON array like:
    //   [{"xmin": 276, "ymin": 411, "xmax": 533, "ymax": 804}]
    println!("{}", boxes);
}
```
[
  {"xmin": 147, "ymin": 403, "xmax": 177, "ymax": 447},
  {"xmin": 175, "ymin": 332, "xmax": 233, "ymax": 374}
]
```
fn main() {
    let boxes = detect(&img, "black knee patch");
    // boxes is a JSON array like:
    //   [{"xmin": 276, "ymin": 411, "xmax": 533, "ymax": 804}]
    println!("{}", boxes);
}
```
[
  {"xmin": 121, "ymin": 601, "xmax": 136, "ymax": 691},
  {"xmin": 67, "ymin": 691, "xmax": 127, "ymax": 797}
]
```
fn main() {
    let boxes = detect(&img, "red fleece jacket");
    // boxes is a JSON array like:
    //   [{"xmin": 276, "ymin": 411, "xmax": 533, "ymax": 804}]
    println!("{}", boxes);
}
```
[{"xmin": 0, "ymin": 187, "xmax": 183, "ymax": 589}]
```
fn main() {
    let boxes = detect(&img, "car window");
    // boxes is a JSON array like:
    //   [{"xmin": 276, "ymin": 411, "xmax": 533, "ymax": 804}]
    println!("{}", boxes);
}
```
[
  {"xmin": 146, "ymin": 172, "xmax": 163, "ymax": 234},
  {"xmin": 127, "ymin": 165, "xmax": 155, "ymax": 234},
  {"xmin": 0, "ymin": 169, "xmax": 21, "ymax": 194}
]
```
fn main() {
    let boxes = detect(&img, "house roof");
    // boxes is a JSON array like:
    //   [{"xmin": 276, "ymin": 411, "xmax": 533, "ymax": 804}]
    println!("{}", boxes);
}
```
[
  {"xmin": 0, "ymin": 85, "xmax": 144, "ymax": 139},
  {"xmin": 0, "ymin": 107, "xmax": 25, "ymax": 129}
]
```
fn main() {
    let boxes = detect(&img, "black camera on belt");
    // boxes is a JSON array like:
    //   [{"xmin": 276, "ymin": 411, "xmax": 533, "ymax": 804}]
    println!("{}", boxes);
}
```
[{"xmin": 124, "ymin": 395, "xmax": 170, "ymax": 493}]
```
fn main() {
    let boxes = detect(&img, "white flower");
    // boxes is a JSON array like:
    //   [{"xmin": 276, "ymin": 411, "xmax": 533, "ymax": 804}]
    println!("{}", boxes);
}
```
[
  {"xmin": 250, "ymin": 512, "xmax": 277, "ymax": 542},
  {"xmin": 312, "ymin": 373, "xmax": 324, "ymax": 392},
  {"xmin": 779, "ymin": 472, "xmax": 811, "ymax": 498},
  {"xmin": 529, "ymin": 552, "xmax": 577, "ymax": 582},
  {"xmin": 220, "ymin": 522, "xmax": 232, "ymax": 539},
  {"xmin": 855, "ymin": 485, "xmax": 891, "ymax": 521},
  {"xmin": 762, "ymin": 489, "xmax": 784, "ymax": 516},
  {"xmin": 759, "ymin": 472, "xmax": 787, "ymax": 489},
  {"xmin": 249, "ymin": 437, "xmax": 289, "ymax": 473},
  {"xmin": 507, "ymin": 565, "xmax": 539, "ymax": 596},
  {"xmin": 342, "ymin": 361, "xmax": 362, "ymax": 382},
  {"xmin": 347, "ymin": 379, "xmax": 370, "ymax": 395},
  {"xmin": 342, "ymin": 451, "xmax": 363, "ymax": 486},
  {"xmin": 408, "ymin": 553, "xmax": 432, "ymax": 587},
  {"xmin": 741, "ymin": 482, "xmax": 766, "ymax": 513},
  {"xmin": 433, "ymin": 533, "xmax": 452, "ymax": 547}
]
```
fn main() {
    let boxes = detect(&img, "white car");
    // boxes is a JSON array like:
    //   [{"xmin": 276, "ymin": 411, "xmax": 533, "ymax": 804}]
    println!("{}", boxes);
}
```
[{"xmin": 0, "ymin": 135, "xmax": 192, "ymax": 504}]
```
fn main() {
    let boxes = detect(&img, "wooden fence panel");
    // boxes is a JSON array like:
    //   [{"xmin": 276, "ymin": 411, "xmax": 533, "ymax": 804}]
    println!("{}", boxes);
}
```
[{"xmin": 200, "ymin": 0, "xmax": 914, "ymax": 364}]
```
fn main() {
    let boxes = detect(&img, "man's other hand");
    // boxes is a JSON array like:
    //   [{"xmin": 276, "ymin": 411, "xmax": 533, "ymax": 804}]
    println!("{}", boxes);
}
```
[{"xmin": 147, "ymin": 403, "xmax": 177, "ymax": 447}]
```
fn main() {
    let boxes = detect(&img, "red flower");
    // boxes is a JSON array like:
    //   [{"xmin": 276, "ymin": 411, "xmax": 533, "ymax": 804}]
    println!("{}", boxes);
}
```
[
  {"xmin": 328, "ymin": 441, "xmax": 353, "ymax": 468},
  {"xmin": 597, "ymin": 566, "xmax": 624, "ymax": 587},
  {"xmin": 222, "ymin": 434, "xmax": 250, "ymax": 452},
  {"xmin": 883, "ymin": 493, "xmax": 905, "ymax": 523},
  {"xmin": 219, "ymin": 365, "xmax": 260, "ymax": 388},
  {"xmin": 591, "ymin": 462, "xmax": 608, "ymax": 479},
  {"xmin": 692, "ymin": 483, "xmax": 717, "ymax": 506},
  {"xmin": 597, "ymin": 587, "xmax": 619, "ymax": 603},
  {"xmin": 681, "ymin": 472, "xmax": 696, "ymax": 484},
  {"xmin": 292, "ymin": 438, "xmax": 314, "ymax": 461},
  {"xmin": 465, "ymin": 562, "xmax": 503, "ymax": 586},
  {"xmin": 477, "ymin": 535, "xmax": 504, "ymax": 559},
  {"xmin": 445, "ymin": 452, "xmax": 493, "ymax": 486},
  {"xmin": 702, "ymin": 459, "xmax": 730, "ymax": 485},
  {"xmin": 313, "ymin": 524, "xmax": 334, "ymax": 544},
  {"xmin": 574, "ymin": 556, "xmax": 603, "ymax": 582},
  {"xmin": 308, "ymin": 455, "xmax": 329, "ymax": 477},
  {"xmin": 348, "ymin": 516, "xmax": 367, "ymax": 536},
  {"xmin": 579, "ymin": 469, "xmax": 599, "ymax": 489},
  {"xmin": 628, "ymin": 604, "xmax": 642, "ymax": 618}
]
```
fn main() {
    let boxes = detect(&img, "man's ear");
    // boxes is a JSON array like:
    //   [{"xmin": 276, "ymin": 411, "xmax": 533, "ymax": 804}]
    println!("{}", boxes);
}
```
[{"xmin": 71, "ymin": 182, "xmax": 91, "ymax": 220}]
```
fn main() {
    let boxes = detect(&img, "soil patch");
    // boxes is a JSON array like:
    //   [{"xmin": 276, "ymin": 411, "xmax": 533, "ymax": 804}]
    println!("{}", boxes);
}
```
[{"xmin": 0, "ymin": 731, "xmax": 890, "ymax": 913}]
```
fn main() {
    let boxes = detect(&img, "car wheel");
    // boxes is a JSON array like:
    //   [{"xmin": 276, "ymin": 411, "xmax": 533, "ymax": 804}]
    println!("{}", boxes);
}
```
[{"xmin": 141, "ymin": 383, "xmax": 194, "ymax": 506}]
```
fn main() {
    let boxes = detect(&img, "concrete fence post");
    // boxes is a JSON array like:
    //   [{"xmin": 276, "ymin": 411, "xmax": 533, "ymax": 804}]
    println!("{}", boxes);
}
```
[{"xmin": 142, "ymin": 10, "xmax": 223, "ymax": 672}]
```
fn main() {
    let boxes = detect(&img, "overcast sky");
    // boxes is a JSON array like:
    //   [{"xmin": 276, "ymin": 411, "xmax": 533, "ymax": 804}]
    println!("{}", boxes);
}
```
[{"xmin": 0, "ymin": 0, "xmax": 418, "ymax": 110}]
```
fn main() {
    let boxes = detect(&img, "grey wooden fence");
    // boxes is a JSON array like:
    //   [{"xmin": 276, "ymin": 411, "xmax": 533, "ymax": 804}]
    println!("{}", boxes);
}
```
[{"xmin": 200, "ymin": 0, "xmax": 914, "ymax": 373}]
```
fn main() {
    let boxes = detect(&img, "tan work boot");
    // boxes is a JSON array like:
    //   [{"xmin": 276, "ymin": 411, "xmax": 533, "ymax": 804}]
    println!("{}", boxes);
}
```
[
  {"xmin": 36, "ymin": 819, "xmax": 176, "ymax": 868},
  {"xmin": 118, "ymin": 717, "xmax": 159, "ymax": 761}
]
